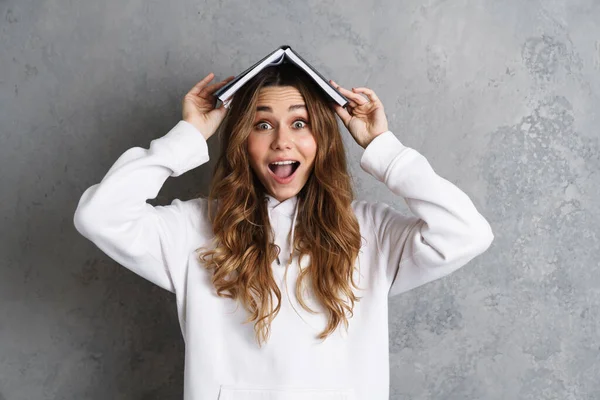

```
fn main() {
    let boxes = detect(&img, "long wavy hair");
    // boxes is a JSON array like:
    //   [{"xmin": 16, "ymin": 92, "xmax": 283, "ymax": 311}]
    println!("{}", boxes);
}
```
[{"xmin": 196, "ymin": 63, "xmax": 363, "ymax": 347}]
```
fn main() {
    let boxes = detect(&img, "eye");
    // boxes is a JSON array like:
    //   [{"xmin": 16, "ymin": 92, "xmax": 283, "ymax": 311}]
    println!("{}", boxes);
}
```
[
  {"xmin": 255, "ymin": 121, "xmax": 272, "ymax": 131},
  {"xmin": 293, "ymin": 119, "xmax": 308, "ymax": 129}
]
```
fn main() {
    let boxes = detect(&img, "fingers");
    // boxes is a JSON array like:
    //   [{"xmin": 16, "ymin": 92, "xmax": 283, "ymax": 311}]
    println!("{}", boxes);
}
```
[
  {"xmin": 188, "ymin": 73, "xmax": 216, "ymax": 96},
  {"xmin": 332, "ymin": 103, "xmax": 352, "ymax": 126},
  {"xmin": 330, "ymin": 79, "xmax": 370, "ymax": 106},
  {"xmin": 351, "ymin": 86, "xmax": 380, "ymax": 104},
  {"xmin": 205, "ymin": 76, "xmax": 234, "ymax": 94},
  {"xmin": 188, "ymin": 73, "xmax": 235, "ymax": 97}
]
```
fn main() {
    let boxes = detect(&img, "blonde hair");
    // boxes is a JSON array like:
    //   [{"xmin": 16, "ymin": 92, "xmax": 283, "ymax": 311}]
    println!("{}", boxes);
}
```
[{"xmin": 196, "ymin": 64, "xmax": 363, "ymax": 346}]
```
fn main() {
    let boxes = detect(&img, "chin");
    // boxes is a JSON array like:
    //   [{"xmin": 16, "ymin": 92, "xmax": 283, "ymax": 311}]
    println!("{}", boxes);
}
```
[
  {"xmin": 269, "ymin": 180, "xmax": 306, "ymax": 200},
  {"xmin": 270, "ymin": 186, "xmax": 301, "ymax": 200}
]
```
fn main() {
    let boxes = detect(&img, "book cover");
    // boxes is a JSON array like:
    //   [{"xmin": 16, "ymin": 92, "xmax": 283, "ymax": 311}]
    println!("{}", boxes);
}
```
[{"xmin": 214, "ymin": 45, "xmax": 348, "ymax": 108}]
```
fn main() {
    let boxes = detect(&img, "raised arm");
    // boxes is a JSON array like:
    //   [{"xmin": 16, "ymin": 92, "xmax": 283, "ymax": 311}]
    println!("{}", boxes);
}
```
[
  {"xmin": 330, "ymin": 80, "xmax": 493, "ymax": 297},
  {"xmin": 73, "ymin": 73, "xmax": 233, "ymax": 293},
  {"xmin": 73, "ymin": 120, "xmax": 210, "ymax": 292},
  {"xmin": 360, "ymin": 132, "xmax": 494, "ymax": 296}
]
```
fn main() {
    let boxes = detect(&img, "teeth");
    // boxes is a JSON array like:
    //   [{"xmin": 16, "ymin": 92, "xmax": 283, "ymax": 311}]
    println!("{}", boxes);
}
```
[{"xmin": 270, "ymin": 160, "xmax": 297, "ymax": 165}]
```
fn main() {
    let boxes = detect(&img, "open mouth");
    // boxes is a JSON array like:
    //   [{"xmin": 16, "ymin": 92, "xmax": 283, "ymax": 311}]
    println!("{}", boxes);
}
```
[{"xmin": 268, "ymin": 161, "xmax": 301, "ymax": 181}]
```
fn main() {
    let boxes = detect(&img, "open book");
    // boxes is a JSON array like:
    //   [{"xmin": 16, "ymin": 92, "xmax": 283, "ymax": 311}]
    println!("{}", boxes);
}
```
[{"xmin": 214, "ymin": 45, "xmax": 349, "ymax": 108}]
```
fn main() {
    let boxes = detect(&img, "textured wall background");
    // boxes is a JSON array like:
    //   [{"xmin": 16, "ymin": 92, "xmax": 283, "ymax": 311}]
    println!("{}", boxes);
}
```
[{"xmin": 1, "ymin": 0, "xmax": 599, "ymax": 399}]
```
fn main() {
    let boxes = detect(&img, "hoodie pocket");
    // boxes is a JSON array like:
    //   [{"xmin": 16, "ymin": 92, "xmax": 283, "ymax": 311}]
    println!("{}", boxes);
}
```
[{"xmin": 217, "ymin": 385, "xmax": 356, "ymax": 400}]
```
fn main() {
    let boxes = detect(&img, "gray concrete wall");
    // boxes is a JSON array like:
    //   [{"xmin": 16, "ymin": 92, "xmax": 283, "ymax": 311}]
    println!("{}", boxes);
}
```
[{"xmin": 1, "ymin": 0, "xmax": 599, "ymax": 398}]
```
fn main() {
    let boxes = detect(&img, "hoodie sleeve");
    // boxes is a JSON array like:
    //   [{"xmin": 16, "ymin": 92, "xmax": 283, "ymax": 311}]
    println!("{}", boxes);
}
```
[
  {"xmin": 73, "ymin": 120, "xmax": 210, "ymax": 294},
  {"xmin": 359, "ymin": 131, "xmax": 494, "ymax": 297}
]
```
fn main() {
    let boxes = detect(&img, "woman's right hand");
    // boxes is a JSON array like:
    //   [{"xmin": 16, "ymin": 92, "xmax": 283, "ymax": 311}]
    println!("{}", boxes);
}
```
[{"xmin": 182, "ymin": 73, "xmax": 235, "ymax": 140}]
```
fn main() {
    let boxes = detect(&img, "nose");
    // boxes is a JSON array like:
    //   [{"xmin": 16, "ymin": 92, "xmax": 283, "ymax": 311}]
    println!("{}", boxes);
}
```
[{"xmin": 271, "ymin": 125, "xmax": 294, "ymax": 150}]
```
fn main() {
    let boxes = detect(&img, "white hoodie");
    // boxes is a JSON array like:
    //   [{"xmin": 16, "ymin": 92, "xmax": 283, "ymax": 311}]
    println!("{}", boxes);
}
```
[{"xmin": 73, "ymin": 120, "xmax": 494, "ymax": 400}]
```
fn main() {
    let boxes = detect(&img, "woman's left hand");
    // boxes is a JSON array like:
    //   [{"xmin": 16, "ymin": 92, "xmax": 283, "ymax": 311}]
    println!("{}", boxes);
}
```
[{"xmin": 329, "ymin": 80, "xmax": 389, "ymax": 149}]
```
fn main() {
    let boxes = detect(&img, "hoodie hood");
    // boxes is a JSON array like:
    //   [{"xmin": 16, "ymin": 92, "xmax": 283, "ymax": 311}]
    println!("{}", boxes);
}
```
[{"xmin": 265, "ymin": 193, "xmax": 298, "ymax": 218}]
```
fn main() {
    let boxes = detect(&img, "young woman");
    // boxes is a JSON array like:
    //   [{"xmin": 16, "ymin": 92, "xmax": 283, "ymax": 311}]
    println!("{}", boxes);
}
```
[{"xmin": 74, "ymin": 63, "xmax": 494, "ymax": 400}]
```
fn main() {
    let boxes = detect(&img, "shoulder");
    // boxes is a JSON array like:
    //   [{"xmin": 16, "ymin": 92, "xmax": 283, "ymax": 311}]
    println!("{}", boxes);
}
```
[
  {"xmin": 351, "ymin": 199, "xmax": 389, "ymax": 229},
  {"xmin": 172, "ymin": 196, "xmax": 208, "ymax": 213},
  {"xmin": 352, "ymin": 199, "xmax": 411, "ymax": 238},
  {"xmin": 351, "ymin": 200, "xmax": 397, "ymax": 254},
  {"xmin": 168, "ymin": 197, "xmax": 215, "ymax": 239},
  {"xmin": 351, "ymin": 199, "xmax": 396, "ymax": 221}
]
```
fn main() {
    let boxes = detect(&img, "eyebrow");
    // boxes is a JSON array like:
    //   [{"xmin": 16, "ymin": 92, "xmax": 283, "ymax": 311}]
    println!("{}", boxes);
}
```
[{"xmin": 256, "ymin": 104, "xmax": 306, "ymax": 112}]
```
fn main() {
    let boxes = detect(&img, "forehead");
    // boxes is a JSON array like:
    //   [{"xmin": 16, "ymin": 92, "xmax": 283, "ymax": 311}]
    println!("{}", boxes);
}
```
[{"xmin": 256, "ymin": 86, "xmax": 305, "ymax": 106}]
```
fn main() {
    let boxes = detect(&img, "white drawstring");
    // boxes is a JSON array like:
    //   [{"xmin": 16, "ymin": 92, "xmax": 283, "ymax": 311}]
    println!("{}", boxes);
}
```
[
  {"xmin": 266, "ymin": 199, "xmax": 279, "ymax": 265},
  {"xmin": 282, "ymin": 199, "xmax": 316, "ymax": 328},
  {"xmin": 267, "ymin": 197, "xmax": 318, "ymax": 331},
  {"xmin": 285, "ymin": 198, "xmax": 299, "ymax": 266}
]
